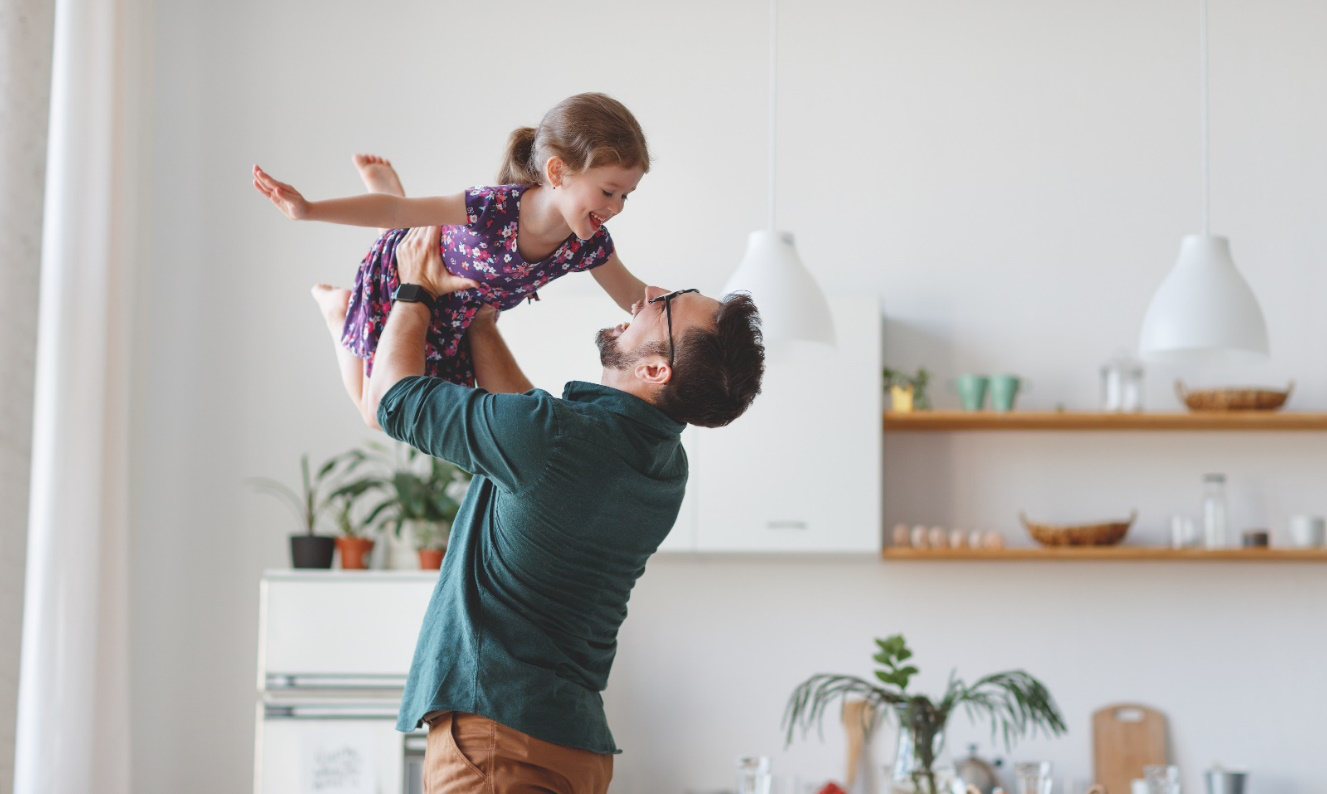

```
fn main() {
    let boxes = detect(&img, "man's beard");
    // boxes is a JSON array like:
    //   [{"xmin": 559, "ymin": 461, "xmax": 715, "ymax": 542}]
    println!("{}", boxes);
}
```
[{"xmin": 595, "ymin": 327, "xmax": 637, "ymax": 370}]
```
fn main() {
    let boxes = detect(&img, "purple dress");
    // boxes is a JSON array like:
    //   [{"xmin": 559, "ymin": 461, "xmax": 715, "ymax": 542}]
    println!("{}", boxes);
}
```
[{"xmin": 342, "ymin": 185, "xmax": 615, "ymax": 385}]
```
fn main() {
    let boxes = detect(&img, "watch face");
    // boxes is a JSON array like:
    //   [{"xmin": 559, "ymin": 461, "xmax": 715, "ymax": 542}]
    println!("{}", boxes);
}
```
[{"xmin": 394, "ymin": 284, "xmax": 433, "ymax": 306}]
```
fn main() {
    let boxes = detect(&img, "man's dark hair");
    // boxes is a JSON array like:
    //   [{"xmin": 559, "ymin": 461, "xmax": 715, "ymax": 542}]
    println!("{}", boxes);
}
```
[{"xmin": 654, "ymin": 293, "xmax": 765, "ymax": 428}]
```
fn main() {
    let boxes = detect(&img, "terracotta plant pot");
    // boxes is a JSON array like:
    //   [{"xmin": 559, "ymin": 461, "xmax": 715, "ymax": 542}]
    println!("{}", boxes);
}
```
[
  {"xmin": 289, "ymin": 535, "xmax": 335, "ymax": 569},
  {"xmin": 417, "ymin": 548, "xmax": 445, "ymax": 570},
  {"xmin": 335, "ymin": 536, "xmax": 375, "ymax": 570}
]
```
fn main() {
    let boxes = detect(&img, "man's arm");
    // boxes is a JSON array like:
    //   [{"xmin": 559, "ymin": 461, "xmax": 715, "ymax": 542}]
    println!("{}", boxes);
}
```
[
  {"xmin": 365, "ymin": 225, "xmax": 480, "ymax": 424},
  {"xmin": 470, "ymin": 306, "xmax": 534, "ymax": 395}
]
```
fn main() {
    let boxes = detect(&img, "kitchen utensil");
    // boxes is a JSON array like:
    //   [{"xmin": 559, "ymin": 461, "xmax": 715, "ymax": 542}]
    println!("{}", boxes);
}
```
[
  {"xmin": 1015, "ymin": 761, "xmax": 1052, "ymax": 794},
  {"xmin": 1204, "ymin": 768, "xmax": 1247, "ymax": 794},
  {"xmin": 955, "ymin": 744, "xmax": 1001, "ymax": 794},
  {"xmin": 841, "ymin": 700, "xmax": 874, "ymax": 790},
  {"xmin": 736, "ymin": 756, "xmax": 772, "ymax": 794},
  {"xmin": 1143, "ymin": 764, "xmax": 1179, "ymax": 794},
  {"xmin": 1176, "ymin": 380, "xmax": 1292, "ymax": 411},
  {"xmin": 1021, "ymin": 512, "xmax": 1136, "ymax": 546},
  {"xmin": 1092, "ymin": 704, "xmax": 1166, "ymax": 794}
]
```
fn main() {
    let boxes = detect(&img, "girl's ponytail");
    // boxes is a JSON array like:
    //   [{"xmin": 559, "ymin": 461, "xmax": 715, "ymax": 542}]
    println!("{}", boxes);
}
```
[
  {"xmin": 497, "ymin": 94, "xmax": 650, "ymax": 187},
  {"xmin": 497, "ymin": 126, "xmax": 539, "ymax": 185}
]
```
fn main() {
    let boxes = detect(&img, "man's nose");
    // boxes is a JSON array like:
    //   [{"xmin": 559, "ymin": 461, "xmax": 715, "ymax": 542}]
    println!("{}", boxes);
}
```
[{"xmin": 643, "ymin": 285, "xmax": 669, "ymax": 302}]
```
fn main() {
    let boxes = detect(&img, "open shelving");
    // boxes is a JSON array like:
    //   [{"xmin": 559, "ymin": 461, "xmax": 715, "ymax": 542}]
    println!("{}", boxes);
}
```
[
  {"xmin": 883, "ymin": 410, "xmax": 1327, "ymax": 432},
  {"xmin": 881, "ymin": 409, "xmax": 1327, "ymax": 563},
  {"xmin": 880, "ymin": 547, "xmax": 1327, "ymax": 562}
]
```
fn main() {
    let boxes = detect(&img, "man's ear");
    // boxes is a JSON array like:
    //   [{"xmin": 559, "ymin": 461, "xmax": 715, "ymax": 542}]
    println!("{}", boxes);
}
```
[
  {"xmin": 545, "ymin": 156, "xmax": 566, "ymax": 187},
  {"xmin": 634, "ymin": 358, "xmax": 671, "ymax": 387}
]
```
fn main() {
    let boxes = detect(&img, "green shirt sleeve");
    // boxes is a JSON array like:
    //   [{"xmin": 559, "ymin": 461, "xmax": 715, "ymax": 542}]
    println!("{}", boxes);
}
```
[{"xmin": 377, "ymin": 376, "xmax": 558, "ymax": 493}]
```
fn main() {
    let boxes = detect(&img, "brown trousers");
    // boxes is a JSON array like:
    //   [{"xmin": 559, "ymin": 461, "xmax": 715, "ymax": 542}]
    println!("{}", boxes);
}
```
[{"xmin": 423, "ymin": 711, "xmax": 613, "ymax": 794}]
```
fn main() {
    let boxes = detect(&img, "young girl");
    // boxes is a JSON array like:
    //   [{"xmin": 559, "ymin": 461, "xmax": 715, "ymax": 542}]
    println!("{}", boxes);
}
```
[{"xmin": 252, "ymin": 92, "xmax": 651, "ymax": 424}]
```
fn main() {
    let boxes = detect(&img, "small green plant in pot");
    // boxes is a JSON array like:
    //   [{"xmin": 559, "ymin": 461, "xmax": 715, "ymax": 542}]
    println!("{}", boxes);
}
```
[
  {"xmin": 883, "ymin": 367, "xmax": 932, "ymax": 411},
  {"xmin": 249, "ymin": 452, "xmax": 362, "ymax": 569},
  {"xmin": 784, "ymin": 634, "xmax": 1067, "ymax": 794},
  {"xmin": 335, "ymin": 441, "xmax": 470, "ymax": 569}
]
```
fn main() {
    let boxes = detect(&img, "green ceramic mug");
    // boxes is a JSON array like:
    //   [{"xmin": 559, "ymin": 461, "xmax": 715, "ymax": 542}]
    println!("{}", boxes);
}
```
[
  {"xmin": 956, "ymin": 374, "xmax": 988, "ymax": 411},
  {"xmin": 988, "ymin": 374, "xmax": 1021, "ymax": 412}
]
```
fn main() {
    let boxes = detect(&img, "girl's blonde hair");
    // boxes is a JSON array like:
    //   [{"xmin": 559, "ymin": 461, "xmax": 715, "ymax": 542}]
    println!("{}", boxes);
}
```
[{"xmin": 498, "ymin": 93, "xmax": 650, "ymax": 185}]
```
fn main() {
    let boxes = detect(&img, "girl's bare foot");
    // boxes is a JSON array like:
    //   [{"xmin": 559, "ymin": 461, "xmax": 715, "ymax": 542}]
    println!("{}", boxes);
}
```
[
  {"xmin": 311, "ymin": 283, "xmax": 352, "ymax": 340},
  {"xmin": 352, "ymin": 154, "xmax": 405, "ymax": 197}
]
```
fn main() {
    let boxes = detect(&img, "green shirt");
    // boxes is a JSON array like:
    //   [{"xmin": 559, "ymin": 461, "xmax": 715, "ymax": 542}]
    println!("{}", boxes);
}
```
[{"xmin": 379, "ymin": 377, "xmax": 688, "ymax": 754}]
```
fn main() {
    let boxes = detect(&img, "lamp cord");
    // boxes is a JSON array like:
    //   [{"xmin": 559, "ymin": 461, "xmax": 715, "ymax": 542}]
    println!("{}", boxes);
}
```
[
  {"xmin": 1200, "ymin": 0, "xmax": 1210, "ymax": 236},
  {"xmin": 768, "ymin": 0, "xmax": 777, "ymax": 232}
]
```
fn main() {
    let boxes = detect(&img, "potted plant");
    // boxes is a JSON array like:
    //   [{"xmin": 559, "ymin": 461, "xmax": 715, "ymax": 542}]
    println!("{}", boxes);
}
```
[
  {"xmin": 883, "ymin": 367, "xmax": 932, "ymax": 412},
  {"xmin": 413, "ymin": 521, "xmax": 447, "ymax": 570},
  {"xmin": 248, "ymin": 452, "xmax": 361, "ymax": 569},
  {"xmin": 335, "ymin": 441, "xmax": 470, "ymax": 570},
  {"xmin": 326, "ymin": 478, "xmax": 379, "ymax": 570},
  {"xmin": 784, "ymin": 634, "xmax": 1067, "ymax": 794}
]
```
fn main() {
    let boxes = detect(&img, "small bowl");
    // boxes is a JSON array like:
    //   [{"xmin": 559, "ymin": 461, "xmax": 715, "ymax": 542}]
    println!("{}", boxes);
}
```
[
  {"xmin": 1176, "ymin": 380, "xmax": 1292, "ymax": 412},
  {"xmin": 1020, "ymin": 511, "xmax": 1136, "ymax": 547}
]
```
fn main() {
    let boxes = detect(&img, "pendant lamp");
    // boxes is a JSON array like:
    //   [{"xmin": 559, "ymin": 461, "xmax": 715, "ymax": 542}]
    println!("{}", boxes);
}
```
[
  {"xmin": 1139, "ymin": 0, "xmax": 1269, "ymax": 364},
  {"xmin": 722, "ymin": 0, "xmax": 835, "ymax": 348}
]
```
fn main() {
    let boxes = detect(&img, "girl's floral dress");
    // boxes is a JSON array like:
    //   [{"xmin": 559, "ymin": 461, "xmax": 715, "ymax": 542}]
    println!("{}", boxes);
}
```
[{"xmin": 343, "ymin": 184, "xmax": 615, "ymax": 386}]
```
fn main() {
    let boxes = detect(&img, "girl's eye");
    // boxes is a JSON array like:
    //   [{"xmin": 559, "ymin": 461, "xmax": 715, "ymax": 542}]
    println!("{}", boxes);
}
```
[{"xmin": 601, "ymin": 190, "xmax": 614, "ymax": 197}]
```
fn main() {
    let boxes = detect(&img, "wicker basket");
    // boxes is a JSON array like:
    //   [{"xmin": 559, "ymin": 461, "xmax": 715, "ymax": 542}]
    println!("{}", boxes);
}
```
[
  {"xmin": 1020, "ymin": 511, "xmax": 1136, "ymax": 547},
  {"xmin": 1176, "ymin": 380, "xmax": 1293, "ymax": 412}
]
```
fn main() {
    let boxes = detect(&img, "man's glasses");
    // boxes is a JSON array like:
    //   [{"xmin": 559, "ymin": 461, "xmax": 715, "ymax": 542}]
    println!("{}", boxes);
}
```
[{"xmin": 647, "ymin": 288, "xmax": 700, "ymax": 369}]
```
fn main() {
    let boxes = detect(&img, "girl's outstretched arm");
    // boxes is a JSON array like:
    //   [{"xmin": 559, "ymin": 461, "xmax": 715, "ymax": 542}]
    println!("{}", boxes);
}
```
[
  {"xmin": 591, "ymin": 253, "xmax": 648, "ymax": 313},
  {"xmin": 252, "ymin": 165, "xmax": 469, "ymax": 228}
]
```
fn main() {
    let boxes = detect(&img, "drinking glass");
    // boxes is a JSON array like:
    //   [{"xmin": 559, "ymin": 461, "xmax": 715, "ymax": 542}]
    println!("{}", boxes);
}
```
[
  {"xmin": 1016, "ymin": 761, "xmax": 1053, "ymax": 794},
  {"xmin": 1144, "ymin": 764, "xmax": 1180, "ymax": 794},
  {"xmin": 736, "ymin": 756, "xmax": 772, "ymax": 794}
]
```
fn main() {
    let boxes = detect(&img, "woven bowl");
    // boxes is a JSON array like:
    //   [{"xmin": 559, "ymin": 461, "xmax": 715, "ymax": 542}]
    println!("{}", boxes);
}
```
[
  {"xmin": 1020, "ymin": 511, "xmax": 1136, "ymax": 547},
  {"xmin": 1176, "ymin": 380, "xmax": 1293, "ymax": 412}
]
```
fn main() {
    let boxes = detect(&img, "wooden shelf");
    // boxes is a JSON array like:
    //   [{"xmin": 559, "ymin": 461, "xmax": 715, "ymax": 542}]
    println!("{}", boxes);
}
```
[
  {"xmin": 883, "ymin": 410, "xmax": 1327, "ymax": 432},
  {"xmin": 881, "ymin": 547, "xmax": 1327, "ymax": 562}
]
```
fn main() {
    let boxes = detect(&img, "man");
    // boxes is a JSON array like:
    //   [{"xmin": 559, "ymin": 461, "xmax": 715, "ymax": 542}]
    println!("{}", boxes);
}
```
[{"xmin": 366, "ymin": 224, "xmax": 765, "ymax": 793}]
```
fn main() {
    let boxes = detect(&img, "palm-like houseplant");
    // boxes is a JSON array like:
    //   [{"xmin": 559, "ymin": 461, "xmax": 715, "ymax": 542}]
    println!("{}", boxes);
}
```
[
  {"xmin": 785, "ymin": 634, "xmax": 1067, "ymax": 794},
  {"xmin": 249, "ymin": 451, "xmax": 366, "ymax": 568}
]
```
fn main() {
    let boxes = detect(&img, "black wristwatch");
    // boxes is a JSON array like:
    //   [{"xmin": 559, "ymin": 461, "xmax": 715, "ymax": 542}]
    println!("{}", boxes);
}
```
[{"xmin": 392, "ymin": 283, "xmax": 436, "ymax": 311}]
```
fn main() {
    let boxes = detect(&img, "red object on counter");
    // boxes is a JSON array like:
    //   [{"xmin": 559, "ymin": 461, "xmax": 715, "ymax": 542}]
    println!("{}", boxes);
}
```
[{"xmin": 817, "ymin": 783, "xmax": 847, "ymax": 794}]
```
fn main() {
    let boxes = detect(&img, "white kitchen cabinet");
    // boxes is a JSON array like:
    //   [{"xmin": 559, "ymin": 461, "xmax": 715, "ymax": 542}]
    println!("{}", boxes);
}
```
[
  {"xmin": 255, "ymin": 571, "xmax": 436, "ymax": 794},
  {"xmin": 498, "ymin": 293, "xmax": 882, "ymax": 553},
  {"xmin": 685, "ymin": 296, "xmax": 881, "ymax": 552}
]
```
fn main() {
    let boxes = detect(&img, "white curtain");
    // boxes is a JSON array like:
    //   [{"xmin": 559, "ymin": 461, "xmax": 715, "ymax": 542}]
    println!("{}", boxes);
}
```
[
  {"xmin": 1, "ymin": 0, "xmax": 56, "ymax": 787},
  {"xmin": 14, "ymin": 0, "xmax": 136, "ymax": 790}
]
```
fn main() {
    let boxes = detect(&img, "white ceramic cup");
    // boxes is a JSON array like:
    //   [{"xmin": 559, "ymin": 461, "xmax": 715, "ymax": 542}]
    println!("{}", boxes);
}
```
[{"xmin": 1289, "ymin": 514, "xmax": 1326, "ymax": 547}]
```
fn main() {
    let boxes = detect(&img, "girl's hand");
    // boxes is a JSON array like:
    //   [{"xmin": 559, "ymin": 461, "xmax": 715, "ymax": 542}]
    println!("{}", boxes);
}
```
[
  {"xmin": 396, "ymin": 225, "xmax": 481, "ymax": 297},
  {"xmin": 252, "ymin": 164, "xmax": 311, "ymax": 220}
]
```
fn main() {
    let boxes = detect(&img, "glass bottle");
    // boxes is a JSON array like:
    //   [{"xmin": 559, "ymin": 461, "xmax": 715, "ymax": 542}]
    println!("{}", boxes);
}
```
[
  {"xmin": 1201, "ymin": 473, "xmax": 1228, "ymax": 549},
  {"xmin": 1100, "ymin": 353, "xmax": 1145, "ymax": 412}
]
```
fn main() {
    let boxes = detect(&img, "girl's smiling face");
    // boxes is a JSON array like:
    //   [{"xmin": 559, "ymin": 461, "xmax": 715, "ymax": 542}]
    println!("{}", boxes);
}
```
[{"xmin": 551, "ymin": 161, "xmax": 645, "ymax": 240}]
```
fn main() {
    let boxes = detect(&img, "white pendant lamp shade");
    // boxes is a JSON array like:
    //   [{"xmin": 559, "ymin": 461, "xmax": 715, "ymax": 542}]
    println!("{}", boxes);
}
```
[
  {"xmin": 724, "ymin": 230, "xmax": 835, "ymax": 347},
  {"xmin": 1139, "ymin": 234, "xmax": 1269, "ymax": 364}
]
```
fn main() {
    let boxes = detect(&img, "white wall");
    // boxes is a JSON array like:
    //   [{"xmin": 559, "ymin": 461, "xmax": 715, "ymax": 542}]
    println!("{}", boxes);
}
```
[{"xmin": 132, "ymin": 1, "xmax": 1327, "ymax": 792}]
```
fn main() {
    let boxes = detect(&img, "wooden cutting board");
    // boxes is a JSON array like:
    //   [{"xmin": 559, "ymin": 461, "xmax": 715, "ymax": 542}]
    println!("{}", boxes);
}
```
[{"xmin": 1093, "ymin": 704, "xmax": 1167, "ymax": 794}]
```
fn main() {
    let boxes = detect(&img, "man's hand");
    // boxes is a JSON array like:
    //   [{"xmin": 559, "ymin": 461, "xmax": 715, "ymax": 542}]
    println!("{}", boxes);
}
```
[
  {"xmin": 252, "ymin": 165, "xmax": 311, "ymax": 220},
  {"xmin": 395, "ymin": 225, "xmax": 481, "ymax": 297}
]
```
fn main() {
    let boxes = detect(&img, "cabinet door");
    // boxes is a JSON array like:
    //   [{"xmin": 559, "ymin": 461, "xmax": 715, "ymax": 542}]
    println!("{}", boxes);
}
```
[
  {"xmin": 689, "ymin": 297, "xmax": 881, "ymax": 552},
  {"xmin": 260, "ymin": 574, "xmax": 436, "ymax": 679}
]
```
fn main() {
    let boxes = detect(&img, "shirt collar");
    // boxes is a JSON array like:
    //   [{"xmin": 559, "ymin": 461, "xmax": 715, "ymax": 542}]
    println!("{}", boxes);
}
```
[{"xmin": 561, "ymin": 381, "xmax": 686, "ymax": 435}]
